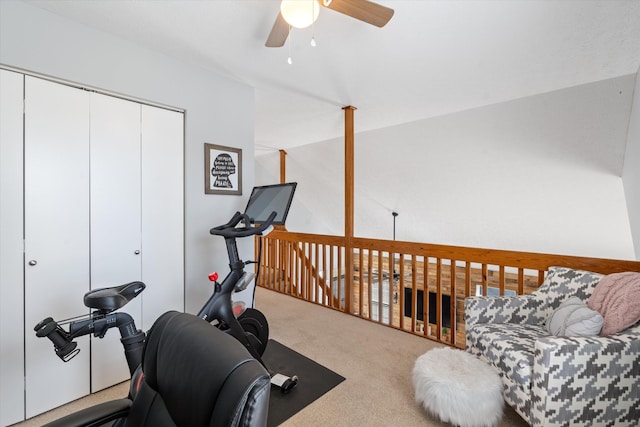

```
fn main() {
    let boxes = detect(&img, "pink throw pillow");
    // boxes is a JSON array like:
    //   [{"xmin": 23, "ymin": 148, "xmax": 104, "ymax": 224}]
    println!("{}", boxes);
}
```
[{"xmin": 588, "ymin": 272, "xmax": 640, "ymax": 336}]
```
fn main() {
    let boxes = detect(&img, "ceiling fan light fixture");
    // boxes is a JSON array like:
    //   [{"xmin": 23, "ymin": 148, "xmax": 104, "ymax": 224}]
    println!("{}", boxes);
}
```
[{"xmin": 280, "ymin": 0, "xmax": 320, "ymax": 29}]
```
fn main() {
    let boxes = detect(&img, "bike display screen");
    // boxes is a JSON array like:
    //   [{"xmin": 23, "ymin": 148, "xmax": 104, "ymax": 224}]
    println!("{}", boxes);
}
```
[{"xmin": 244, "ymin": 182, "xmax": 297, "ymax": 225}]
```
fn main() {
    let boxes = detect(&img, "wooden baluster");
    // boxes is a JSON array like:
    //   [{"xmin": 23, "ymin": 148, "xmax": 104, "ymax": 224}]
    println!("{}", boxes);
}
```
[{"xmin": 450, "ymin": 260, "xmax": 456, "ymax": 346}]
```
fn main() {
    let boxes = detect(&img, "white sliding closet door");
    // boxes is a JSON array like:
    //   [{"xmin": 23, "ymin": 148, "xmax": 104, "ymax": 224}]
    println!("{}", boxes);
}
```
[
  {"xmin": 90, "ymin": 93, "xmax": 143, "ymax": 392},
  {"xmin": 24, "ymin": 76, "xmax": 91, "ymax": 417},
  {"xmin": 140, "ymin": 105, "xmax": 184, "ymax": 329},
  {"xmin": 0, "ymin": 70, "xmax": 25, "ymax": 427},
  {"xmin": 2, "ymin": 72, "xmax": 185, "ymax": 419}
]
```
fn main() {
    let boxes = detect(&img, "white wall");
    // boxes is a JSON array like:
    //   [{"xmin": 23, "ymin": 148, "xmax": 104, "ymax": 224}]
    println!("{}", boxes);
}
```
[
  {"xmin": 258, "ymin": 75, "xmax": 637, "ymax": 260},
  {"xmin": 256, "ymin": 146, "xmax": 344, "ymax": 236},
  {"xmin": 623, "ymin": 68, "xmax": 640, "ymax": 260},
  {"xmin": 0, "ymin": 1, "xmax": 255, "ymax": 314}
]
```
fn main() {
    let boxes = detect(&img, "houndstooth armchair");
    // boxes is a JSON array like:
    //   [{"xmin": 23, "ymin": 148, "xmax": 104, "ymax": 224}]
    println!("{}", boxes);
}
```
[{"xmin": 464, "ymin": 266, "xmax": 640, "ymax": 427}]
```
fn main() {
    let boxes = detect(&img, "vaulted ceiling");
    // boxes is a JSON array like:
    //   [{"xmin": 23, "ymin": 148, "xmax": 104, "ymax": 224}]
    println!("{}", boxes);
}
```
[{"xmin": 25, "ymin": 0, "xmax": 640, "ymax": 152}]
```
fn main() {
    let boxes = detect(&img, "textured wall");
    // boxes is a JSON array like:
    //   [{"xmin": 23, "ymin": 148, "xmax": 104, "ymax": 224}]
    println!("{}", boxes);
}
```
[
  {"xmin": 258, "ymin": 76, "xmax": 637, "ymax": 260},
  {"xmin": 622, "ymin": 67, "xmax": 640, "ymax": 260}
]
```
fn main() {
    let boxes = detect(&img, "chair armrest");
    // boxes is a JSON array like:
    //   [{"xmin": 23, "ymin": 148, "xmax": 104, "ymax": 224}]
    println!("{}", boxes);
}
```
[
  {"xmin": 464, "ymin": 294, "xmax": 544, "ymax": 328},
  {"xmin": 43, "ymin": 398, "xmax": 132, "ymax": 427},
  {"xmin": 530, "ymin": 328, "xmax": 640, "ymax": 426}
]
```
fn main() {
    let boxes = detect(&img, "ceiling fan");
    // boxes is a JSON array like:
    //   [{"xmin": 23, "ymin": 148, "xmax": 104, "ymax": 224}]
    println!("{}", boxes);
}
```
[{"xmin": 265, "ymin": 0, "xmax": 394, "ymax": 48}]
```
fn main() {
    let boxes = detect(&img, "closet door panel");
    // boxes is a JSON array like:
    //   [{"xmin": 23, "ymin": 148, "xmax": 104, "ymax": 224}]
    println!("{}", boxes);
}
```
[
  {"xmin": 90, "ymin": 93, "xmax": 142, "ymax": 392},
  {"xmin": 140, "ymin": 106, "xmax": 184, "ymax": 329},
  {"xmin": 24, "ymin": 76, "xmax": 91, "ymax": 417},
  {"xmin": 0, "ymin": 70, "xmax": 25, "ymax": 426}
]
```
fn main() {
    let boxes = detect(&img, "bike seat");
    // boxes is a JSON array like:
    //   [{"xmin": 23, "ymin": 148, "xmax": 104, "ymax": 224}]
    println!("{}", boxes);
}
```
[{"xmin": 84, "ymin": 281, "xmax": 146, "ymax": 313}]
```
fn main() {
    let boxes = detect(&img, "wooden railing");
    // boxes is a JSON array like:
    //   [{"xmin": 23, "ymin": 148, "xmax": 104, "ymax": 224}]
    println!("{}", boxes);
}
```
[{"xmin": 256, "ymin": 230, "xmax": 640, "ymax": 348}]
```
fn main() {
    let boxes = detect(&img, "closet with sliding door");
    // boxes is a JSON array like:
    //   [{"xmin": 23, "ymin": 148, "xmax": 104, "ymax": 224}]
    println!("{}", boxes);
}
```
[{"xmin": 0, "ymin": 69, "xmax": 184, "ymax": 425}]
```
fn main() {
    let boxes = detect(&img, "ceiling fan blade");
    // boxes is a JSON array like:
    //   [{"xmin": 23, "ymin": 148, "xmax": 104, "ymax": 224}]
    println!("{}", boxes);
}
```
[
  {"xmin": 265, "ymin": 11, "xmax": 289, "ymax": 47},
  {"xmin": 322, "ymin": 0, "xmax": 394, "ymax": 28}
]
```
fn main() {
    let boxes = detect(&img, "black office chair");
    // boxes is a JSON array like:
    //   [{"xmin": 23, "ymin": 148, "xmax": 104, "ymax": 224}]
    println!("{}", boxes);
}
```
[{"xmin": 44, "ymin": 311, "xmax": 271, "ymax": 427}]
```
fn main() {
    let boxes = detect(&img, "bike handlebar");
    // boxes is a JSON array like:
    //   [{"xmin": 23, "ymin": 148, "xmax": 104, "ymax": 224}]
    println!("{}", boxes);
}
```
[
  {"xmin": 34, "ymin": 317, "xmax": 79, "ymax": 362},
  {"xmin": 210, "ymin": 211, "xmax": 277, "ymax": 238}
]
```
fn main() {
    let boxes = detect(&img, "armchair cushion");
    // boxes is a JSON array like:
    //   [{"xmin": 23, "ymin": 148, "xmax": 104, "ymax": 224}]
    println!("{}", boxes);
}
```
[{"xmin": 468, "ymin": 323, "xmax": 544, "ymax": 391}]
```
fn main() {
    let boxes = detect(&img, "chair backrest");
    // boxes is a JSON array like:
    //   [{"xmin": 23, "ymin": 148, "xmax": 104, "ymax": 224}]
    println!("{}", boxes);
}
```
[
  {"xmin": 125, "ymin": 311, "xmax": 270, "ymax": 427},
  {"xmin": 529, "ymin": 266, "xmax": 603, "ymax": 322}
]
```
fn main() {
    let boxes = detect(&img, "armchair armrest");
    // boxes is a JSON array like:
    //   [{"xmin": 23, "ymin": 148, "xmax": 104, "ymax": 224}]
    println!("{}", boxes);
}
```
[
  {"xmin": 464, "ymin": 294, "xmax": 545, "ymax": 328},
  {"xmin": 43, "ymin": 398, "xmax": 132, "ymax": 427},
  {"xmin": 530, "ymin": 327, "xmax": 640, "ymax": 427}
]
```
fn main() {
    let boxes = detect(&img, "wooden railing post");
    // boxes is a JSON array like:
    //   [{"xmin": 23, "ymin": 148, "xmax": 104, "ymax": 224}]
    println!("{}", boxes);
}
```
[
  {"xmin": 279, "ymin": 149, "xmax": 287, "ymax": 184},
  {"xmin": 344, "ymin": 106, "xmax": 356, "ymax": 313}
]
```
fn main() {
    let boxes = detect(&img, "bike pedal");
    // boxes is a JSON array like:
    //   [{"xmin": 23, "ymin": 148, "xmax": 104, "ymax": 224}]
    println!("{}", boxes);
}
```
[{"xmin": 271, "ymin": 373, "xmax": 298, "ymax": 394}]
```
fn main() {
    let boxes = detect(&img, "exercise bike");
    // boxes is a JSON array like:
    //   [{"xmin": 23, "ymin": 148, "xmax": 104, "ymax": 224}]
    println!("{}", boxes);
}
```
[
  {"xmin": 35, "ymin": 208, "xmax": 298, "ymax": 394},
  {"xmin": 197, "ymin": 209, "xmax": 298, "ymax": 391}
]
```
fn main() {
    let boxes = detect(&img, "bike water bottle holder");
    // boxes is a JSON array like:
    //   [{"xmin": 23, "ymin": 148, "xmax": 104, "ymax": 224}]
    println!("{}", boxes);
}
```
[
  {"xmin": 34, "ymin": 318, "xmax": 80, "ymax": 362},
  {"xmin": 235, "ymin": 272, "xmax": 255, "ymax": 292}
]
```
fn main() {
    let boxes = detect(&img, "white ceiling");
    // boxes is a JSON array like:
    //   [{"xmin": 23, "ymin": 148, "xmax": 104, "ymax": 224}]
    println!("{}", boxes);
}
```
[{"xmin": 25, "ymin": 0, "xmax": 640, "ymax": 153}]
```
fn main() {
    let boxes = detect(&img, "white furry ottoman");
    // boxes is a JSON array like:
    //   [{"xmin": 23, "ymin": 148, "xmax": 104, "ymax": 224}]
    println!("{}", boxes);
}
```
[{"xmin": 412, "ymin": 347, "xmax": 503, "ymax": 427}]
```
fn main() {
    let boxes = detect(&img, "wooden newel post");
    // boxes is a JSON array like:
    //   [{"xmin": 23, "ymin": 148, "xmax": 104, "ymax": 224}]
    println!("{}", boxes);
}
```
[
  {"xmin": 279, "ymin": 149, "xmax": 287, "ymax": 184},
  {"xmin": 276, "ymin": 149, "xmax": 289, "ymax": 232},
  {"xmin": 343, "ymin": 106, "xmax": 356, "ymax": 313}
]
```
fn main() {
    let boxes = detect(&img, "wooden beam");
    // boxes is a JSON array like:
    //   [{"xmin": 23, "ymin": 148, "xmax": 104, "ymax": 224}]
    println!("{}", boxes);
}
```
[
  {"xmin": 343, "ymin": 106, "xmax": 356, "ymax": 313},
  {"xmin": 343, "ymin": 106, "xmax": 355, "ymax": 240},
  {"xmin": 279, "ymin": 149, "xmax": 287, "ymax": 184}
]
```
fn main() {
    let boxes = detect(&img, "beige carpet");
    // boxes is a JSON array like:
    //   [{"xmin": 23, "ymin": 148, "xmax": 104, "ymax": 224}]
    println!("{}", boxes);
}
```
[
  {"xmin": 12, "ymin": 287, "xmax": 529, "ymax": 427},
  {"xmin": 256, "ymin": 288, "xmax": 528, "ymax": 427}
]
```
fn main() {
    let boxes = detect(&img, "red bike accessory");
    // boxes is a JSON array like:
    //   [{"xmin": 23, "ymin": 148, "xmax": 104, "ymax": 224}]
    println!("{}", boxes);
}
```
[{"xmin": 232, "ymin": 301, "xmax": 246, "ymax": 317}]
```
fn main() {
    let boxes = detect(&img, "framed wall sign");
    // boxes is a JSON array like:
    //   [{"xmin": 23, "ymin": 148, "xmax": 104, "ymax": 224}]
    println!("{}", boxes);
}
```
[{"xmin": 205, "ymin": 143, "xmax": 242, "ymax": 195}]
